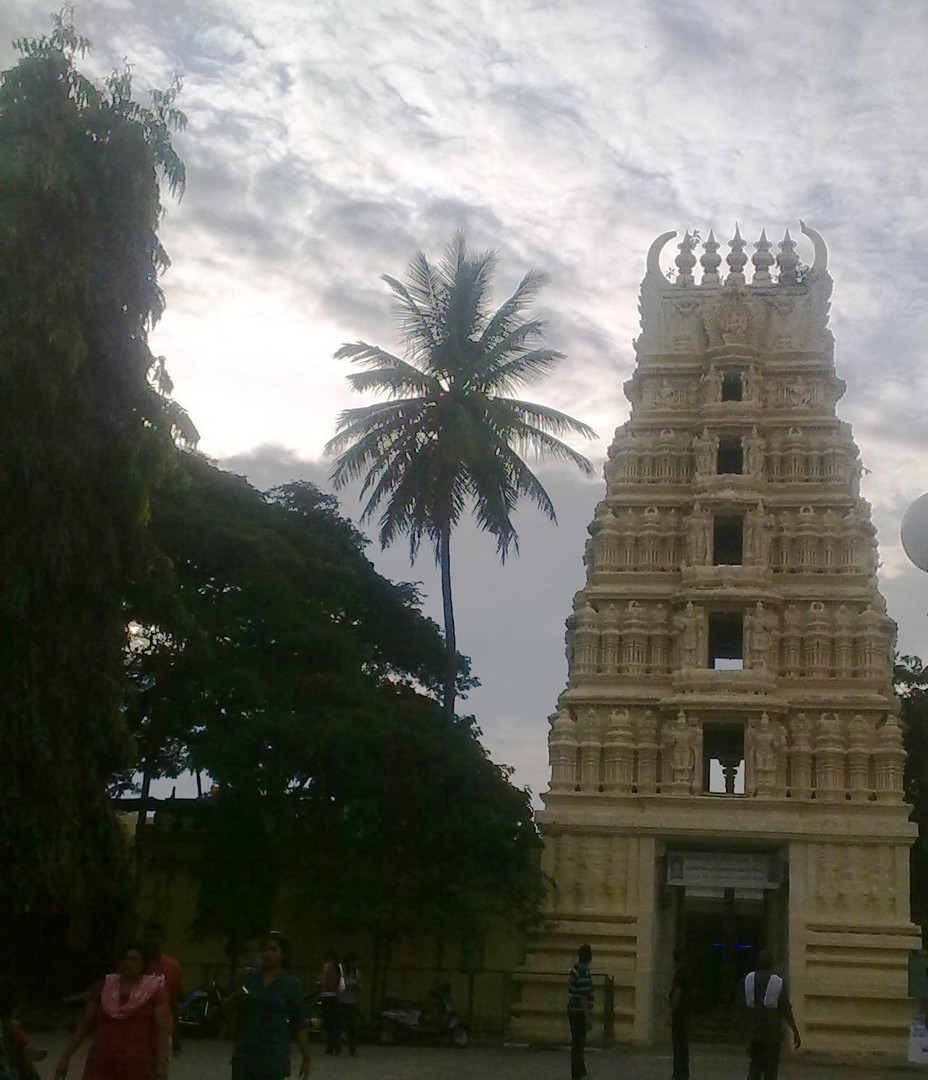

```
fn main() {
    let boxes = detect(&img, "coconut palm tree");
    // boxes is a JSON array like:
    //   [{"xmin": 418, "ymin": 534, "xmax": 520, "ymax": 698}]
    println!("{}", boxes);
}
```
[{"xmin": 326, "ymin": 232, "xmax": 597, "ymax": 720}]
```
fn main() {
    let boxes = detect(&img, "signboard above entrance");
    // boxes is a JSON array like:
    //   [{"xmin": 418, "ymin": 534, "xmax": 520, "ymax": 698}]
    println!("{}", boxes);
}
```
[{"xmin": 667, "ymin": 851, "xmax": 782, "ymax": 891}]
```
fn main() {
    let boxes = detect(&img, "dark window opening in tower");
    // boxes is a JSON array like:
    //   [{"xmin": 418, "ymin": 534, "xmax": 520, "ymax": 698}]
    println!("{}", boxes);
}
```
[
  {"xmin": 708, "ymin": 611, "xmax": 743, "ymax": 669},
  {"xmin": 717, "ymin": 436, "xmax": 743, "ymax": 474},
  {"xmin": 721, "ymin": 372, "xmax": 743, "ymax": 402},
  {"xmin": 713, "ymin": 516, "xmax": 744, "ymax": 566},
  {"xmin": 703, "ymin": 722, "xmax": 745, "ymax": 794}
]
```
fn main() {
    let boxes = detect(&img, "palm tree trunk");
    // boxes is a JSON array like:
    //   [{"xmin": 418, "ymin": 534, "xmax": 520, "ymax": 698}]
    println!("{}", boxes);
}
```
[{"xmin": 438, "ymin": 524, "xmax": 457, "ymax": 722}]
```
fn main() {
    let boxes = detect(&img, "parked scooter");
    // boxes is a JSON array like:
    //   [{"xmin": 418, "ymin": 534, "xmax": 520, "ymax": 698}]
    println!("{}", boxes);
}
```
[
  {"xmin": 177, "ymin": 979, "xmax": 231, "ymax": 1037},
  {"xmin": 379, "ymin": 982, "xmax": 468, "ymax": 1048}
]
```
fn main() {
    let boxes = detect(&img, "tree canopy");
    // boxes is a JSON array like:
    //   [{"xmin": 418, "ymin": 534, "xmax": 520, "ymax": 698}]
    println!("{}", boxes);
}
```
[
  {"xmin": 127, "ymin": 454, "xmax": 540, "ymax": 967},
  {"xmin": 0, "ymin": 10, "xmax": 186, "ymax": 920},
  {"xmin": 897, "ymin": 653, "xmax": 928, "ymax": 936},
  {"xmin": 0, "ymin": 13, "xmax": 544, "ymax": 991}
]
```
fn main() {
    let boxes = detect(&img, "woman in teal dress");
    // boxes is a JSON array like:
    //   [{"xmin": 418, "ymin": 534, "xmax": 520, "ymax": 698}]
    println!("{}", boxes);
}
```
[{"xmin": 231, "ymin": 933, "xmax": 310, "ymax": 1080}]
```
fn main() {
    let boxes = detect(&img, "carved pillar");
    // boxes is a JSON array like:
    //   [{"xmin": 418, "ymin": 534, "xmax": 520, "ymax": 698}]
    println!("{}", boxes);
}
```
[
  {"xmin": 804, "ymin": 604, "xmax": 831, "ymax": 679},
  {"xmin": 577, "ymin": 707, "xmax": 601, "ymax": 790},
  {"xmin": 639, "ymin": 511, "xmax": 660, "ymax": 570},
  {"xmin": 571, "ymin": 599, "xmax": 600, "ymax": 676},
  {"xmin": 635, "ymin": 709, "xmax": 659, "ymax": 794},
  {"xmin": 778, "ymin": 509, "xmax": 795, "ymax": 570},
  {"xmin": 821, "ymin": 509, "xmax": 839, "ymax": 571},
  {"xmin": 856, "ymin": 605, "xmax": 885, "ymax": 679},
  {"xmin": 847, "ymin": 713, "xmax": 874, "ymax": 802},
  {"xmin": 789, "ymin": 712, "xmax": 813, "ymax": 798},
  {"xmin": 592, "ymin": 510, "xmax": 620, "ymax": 572},
  {"xmin": 833, "ymin": 603, "xmax": 854, "ymax": 678},
  {"xmin": 814, "ymin": 711, "xmax": 846, "ymax": 800},
  {"xmin": 874, "ymin": 714, "xmax": 905, "ymax": 802},
  {"xmin": 548, "ymin": 709, "xmax": 577, "ymax": 792},
  {"xmin": 620, "ymin": 509, "xmax": 636, "ymax": 568},
  {"xmin": 783, "ymin": 605, "xmax": 803, "ymax": 678},
  {"xmin": 796, "ymin": 507, "xmax": 818, "ymax": 571},
  {"xmin": 622, "ymin": 601, "xmax": 648, "ymax": 675},
  {"xmin": 659, "ymin": 507, "xmax": 678, "ymax": 569},
  {"xmin": 599, "ymin": 602, "xmax": 621, "ymax": 675},
  {"xmin": 648, "ymin": 603, "xmax": 670, "ymax": 674},
  {"xmin": 603, "ymin": 708, "xmax": 634, "ymax": 794}
]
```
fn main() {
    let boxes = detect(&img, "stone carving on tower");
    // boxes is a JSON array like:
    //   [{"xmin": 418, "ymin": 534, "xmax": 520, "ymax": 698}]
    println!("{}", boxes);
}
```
[{"xmin": 513, "ymin": 224, "xmax": 919, "ymax": 1055}]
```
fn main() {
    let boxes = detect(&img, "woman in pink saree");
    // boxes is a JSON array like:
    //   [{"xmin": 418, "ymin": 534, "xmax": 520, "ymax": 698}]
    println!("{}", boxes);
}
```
[{"xmin": 55, "ymin": 943, "xmax": 170, "ymax": 1080}]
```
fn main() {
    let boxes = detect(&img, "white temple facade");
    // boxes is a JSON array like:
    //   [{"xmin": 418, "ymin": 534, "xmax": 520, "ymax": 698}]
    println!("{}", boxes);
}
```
[{"xmin": 511, "ymin": 225, "xmax": 919, "ymax": 1053}]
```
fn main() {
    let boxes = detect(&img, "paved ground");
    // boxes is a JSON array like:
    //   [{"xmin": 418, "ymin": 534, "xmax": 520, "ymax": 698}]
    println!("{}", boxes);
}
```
[{"xmin": 36, "ymin": 1032, "xmax": 925, "ymax": 1080}]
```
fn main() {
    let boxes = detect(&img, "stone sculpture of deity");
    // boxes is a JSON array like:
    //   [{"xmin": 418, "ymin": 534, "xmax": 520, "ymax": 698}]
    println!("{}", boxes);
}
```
[
  {"xmin": 673, "ymin": 601, "xmax": 700, "ymax": 668},
  {"xmin": 693, "ymin": 428, "xmax": 719, "ymax": 478}
]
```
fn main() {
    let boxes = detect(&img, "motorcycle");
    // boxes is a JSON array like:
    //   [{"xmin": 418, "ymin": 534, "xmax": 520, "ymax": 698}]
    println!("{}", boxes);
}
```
[
  {"xmin": 176, "ymin": 979, "xmax": 231, "ymax": 1037},
  {"xmin": 379, "ymin": 982, "xmax": 468, "ymax": 1048}
]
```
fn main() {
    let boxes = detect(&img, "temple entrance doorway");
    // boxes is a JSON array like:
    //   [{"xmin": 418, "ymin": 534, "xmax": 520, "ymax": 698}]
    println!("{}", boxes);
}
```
[
  {"xmin": 666, "ymin": 850, "xmax": 787, "ymax": 1042},
  {"xmin": 683, "ymin": 899, "xmax": 763, "ymax": 1040}
]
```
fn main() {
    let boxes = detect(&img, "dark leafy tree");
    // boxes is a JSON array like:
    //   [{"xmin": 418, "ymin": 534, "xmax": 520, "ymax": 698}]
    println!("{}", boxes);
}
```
[
  {"xmin": 326, "ymin": 232, "xmax": 597, "ymax": 719},
  {"xmin": 0, "ymin": 7, "xmax": 185, "ymax": 941},
  {"xmin": 897, "ymin": 654, "xmax": 928, "ymax": 936},
  {"xmin": 127, "ymin": 456, "xmax": 539, "ymax": 969}
]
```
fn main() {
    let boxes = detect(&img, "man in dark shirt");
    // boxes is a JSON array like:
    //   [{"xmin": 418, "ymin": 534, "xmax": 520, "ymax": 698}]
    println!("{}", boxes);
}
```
[
  {"xmin": 743, "ymin": 949, "xmax": 801, "ymax": 1080},
  {"xmin": 567, "ymin": 944, "xmax": 593, "ymax": 1080},
  {"xmin": 669, "ymin": 948, "xmax": 691, "ymax": 1080}
]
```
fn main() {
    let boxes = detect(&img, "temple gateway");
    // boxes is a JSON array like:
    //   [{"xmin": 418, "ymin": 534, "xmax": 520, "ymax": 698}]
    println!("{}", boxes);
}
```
[{"xmin": 512, "ymin": 224, "xmax": 919, "ymax": 1053}]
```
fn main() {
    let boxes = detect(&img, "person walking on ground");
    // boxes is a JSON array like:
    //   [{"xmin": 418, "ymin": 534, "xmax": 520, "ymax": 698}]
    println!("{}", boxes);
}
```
[
  {"xmin": 141, "ymin": 922, "xmax": 184, "ymax": 1058},
  {"xmin": 54, "ymin": 942, "xmax": 170, "ymax": 1080},
  {"xmin": 319, "ymin": 949, "xmax": 343, "ymax": 1057},
  {"xmin": 669, "ymin": 948, "xmax": 691, "ymax": 1080},
  {"xmin": 567, "ymin": 944, "xmax": 594, "ymax": 1080},
  {"xmin": 742, "ymin": 949, "xmax": 801, "ymax": 1080},
  {"xmin": 230, "ymin": 931, "xmax": 310, "ymax": 1080},
  {"xmin": 338, "ymin": 954, "xmax": 361, "ymax": 1057}
]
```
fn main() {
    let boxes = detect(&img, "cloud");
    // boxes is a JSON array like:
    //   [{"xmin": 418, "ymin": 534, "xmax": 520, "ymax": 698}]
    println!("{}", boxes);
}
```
[{"xmin": 4, "ymin": 0, "xmax": 928, "ymax": 798}]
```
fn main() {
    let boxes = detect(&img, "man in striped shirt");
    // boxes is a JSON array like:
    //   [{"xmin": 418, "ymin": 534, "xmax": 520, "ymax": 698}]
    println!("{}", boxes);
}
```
[{"xmin": 567, "ymin": 943, "xmax": 594, "ymax": 1079}]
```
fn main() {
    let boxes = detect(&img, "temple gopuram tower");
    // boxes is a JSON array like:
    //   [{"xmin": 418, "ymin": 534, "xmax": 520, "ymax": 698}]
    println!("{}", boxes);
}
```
[{"xmin": 511, "ymin": 225, "xmax": 919, "ymax": 1053}]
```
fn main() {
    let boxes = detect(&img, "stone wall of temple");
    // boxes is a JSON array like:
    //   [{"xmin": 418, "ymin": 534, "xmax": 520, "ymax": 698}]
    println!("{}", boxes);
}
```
[{"xmin": 511, "ymin": 225, "xmax": 919, "ymax": 1054}]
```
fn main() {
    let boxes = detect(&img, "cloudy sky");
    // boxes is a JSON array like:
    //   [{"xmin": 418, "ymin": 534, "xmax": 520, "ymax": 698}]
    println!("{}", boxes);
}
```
[{"xmin": 4, "ymin": 0, "xmax": 928, "ymax": 800}]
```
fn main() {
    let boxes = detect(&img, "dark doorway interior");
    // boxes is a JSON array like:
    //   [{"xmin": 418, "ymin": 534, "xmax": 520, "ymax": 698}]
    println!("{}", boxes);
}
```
[
  {"xmin": 683, "ymin": 901, "xmax": 764, "ymax": 1041},
  {"xmin": 717, "ymin": 436, "xmax": 744, "ymax": 474},
  {"xmin": 713, "ymin": 516, "xmax": 744, "ymax": 566},
  {"xmin": 708, "ymin": 611, "xmax": 743, "ymax": 669},
  {"xmin": 721, "ymin": 373, "xmax": 743, "ymax": 402}
]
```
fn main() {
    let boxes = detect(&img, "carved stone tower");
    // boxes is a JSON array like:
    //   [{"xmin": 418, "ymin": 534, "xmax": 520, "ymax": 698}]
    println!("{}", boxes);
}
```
[{"xmin": 511, "ymin": 225, "xmax": 918, "ymax": 1053}]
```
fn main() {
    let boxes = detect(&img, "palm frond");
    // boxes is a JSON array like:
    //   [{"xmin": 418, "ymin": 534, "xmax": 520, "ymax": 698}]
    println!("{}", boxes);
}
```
[
  {"xmin": 477, "ymin": 270, "xmax": 549, "ymax": 350},
  {"xmin": 480, "ymin": 438, "xmax": 558, "ymax": 527},
  {"xmin": 400, "ymin": 250, "xmax": 444, "ymax": 312},
  {"xmin": 478, "ymin": 347, "xmax": 565, "ymax": 394},
  {"xmin": 492, "ymin": 398, "xmax": 599, "ymax": 443},
  {"xmin": 334, "ymin": 341, "xmax": 404, "ymax": 367},
  {"xmin": 507, "ymin": 420, "xmax": 597, "ymax": 475},
  {"xmin": 382, "ymin": 273, "xmax": 442, "ymax": 361},
  {"xmin": 348, "ymin": 365, "xmax": 441, "ymax": 400},
  {"xmin": 324, "ymin": 399, "xmax": 430, "ymax": 462}
]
